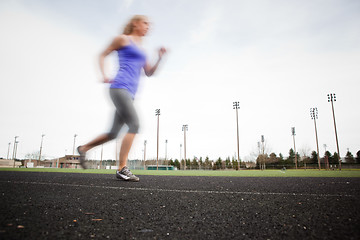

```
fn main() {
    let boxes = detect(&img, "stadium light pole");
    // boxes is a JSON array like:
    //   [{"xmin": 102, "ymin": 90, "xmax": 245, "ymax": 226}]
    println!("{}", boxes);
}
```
[
  {"xmin": 328, "ymin": 93, "xmax": 341, "ymax": 170},
  {"xmin": 72, "ymin": 134, "xmax": 77, "ymax": 157},
  {"xmin": 12, "ymin": 136, "xmax": 19, "ymax": 167},
  {"xmin": 7, "ymin": 142, "xmax": 11, "ymax": 160},
  {"xmin": 182, "ymin": 125, "xmax": 188, "ymax": 170},
  {"xmin": 38, "ymin": 134, "xmax": 45, "ymax": 161},
  {"xmin": 14, "ymin": 141, "xmax": 19, "ymax": 165},
  {"xmin": 165, "ymin": 139, "xmax": 168, "ymax": 166},
  {"xmin": 155, "ymin": 109, "xmax": 160, "ymax": 170},
  {"xmin": 261, "ymin": 135, "xmax": 265, "ymax": 170},
  {"xmin": 233, "ymin": 101, "xmax": 241, "ymax": 169},
  {"xmin": 310, "ymin": 108, "xmax": 321, "ymax": 170},
  {"xmin": 100, "ymin": 144, "xmax": 103, "ymax": 169},
  {"xmin": 180, "ymin": 144, "xmax": 182, "ymax": 169},
  {"xmin": 144, "ymin": 140, "xmax": 147, "ymax": 170},
  {"xmin": 291, "ymin": 127, "xmax": 297, "ymax": 169}
]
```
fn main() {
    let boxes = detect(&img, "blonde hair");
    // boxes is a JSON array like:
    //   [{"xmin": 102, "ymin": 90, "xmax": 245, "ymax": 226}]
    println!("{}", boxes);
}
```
[{"xmin": 123, "ymin": 15, "xmax": 148, "ymax": 35}]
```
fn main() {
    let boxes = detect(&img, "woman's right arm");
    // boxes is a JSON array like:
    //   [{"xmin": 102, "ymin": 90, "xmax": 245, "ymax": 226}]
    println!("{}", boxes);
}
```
[{"xmin": 99, "ymin": 35, "xmax": 127, "ymax": 83}]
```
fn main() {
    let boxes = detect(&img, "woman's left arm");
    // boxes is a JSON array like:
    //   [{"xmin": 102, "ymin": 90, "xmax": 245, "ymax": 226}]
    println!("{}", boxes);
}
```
[{"xmin": 144, "ymin": 47, "xmax": 167, "ymax": 77}]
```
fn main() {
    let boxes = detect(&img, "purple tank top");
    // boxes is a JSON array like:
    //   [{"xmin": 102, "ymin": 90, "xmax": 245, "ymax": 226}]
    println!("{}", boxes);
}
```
[{"xmin": 110, "ymin": 39, "xmax": 147, "ymax": 98}]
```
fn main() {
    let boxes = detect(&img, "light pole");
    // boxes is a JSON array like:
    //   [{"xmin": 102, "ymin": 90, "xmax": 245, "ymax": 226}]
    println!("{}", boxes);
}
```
[
  {"xmin": 38, "ymin": 134, "xmax": 45, "ymax": 161},
  {"xmin": 100, "ymin": 144, "xmax": 103, "ymax": 169},
  {"xmin": 291, "ymin": 127, "xmax": 297, "ymax": 169},
  {"xmin": 12, "ymin": 136, "xmax": 19, "ymax": 168},
  {"xmin": 165, "ymin": 139, "xmax": 168, "ymax": 166},
  {"xmin": 328, "ymin": 93, "xmax": 341, "ymax": 170},
  {"xmin": 233, "ymin": 101, "xmax": 241, "ymax": 169},
  {"xmin": 14, "ymin": 141, "xmax": 19, "ymax": 166},
  {"xmin": 310, "ymin": 108, "xmax": 321, "ymax": 170},
  {"xmin": 155, "ymin": 109, "xmax": 160, "ymax": 170},
  {"xmin": 180, "ymin": 144, "xmax": 182, "ymax": 169},
  {"xmin": 144, "ymin": 140, "xmax": 147, "ymax": 170},
  {"xmin": 182, "ymin": 125, "xmax": 188, "ymax": 170},
  {"xmin": 261, "ymin": 135, "xmax": 265, "ymax": 170},
  {"xmin": 73, "ymin": 134, "xmax": 77, "ymax": 157},
  {"xmin": 7, "ymin": 142, "xmax": 11, "ymax": 160}
]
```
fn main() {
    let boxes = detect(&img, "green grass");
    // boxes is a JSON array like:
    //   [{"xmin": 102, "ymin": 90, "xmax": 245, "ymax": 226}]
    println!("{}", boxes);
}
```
[{"xmin": 1, "ymin": 168, "xmax": 360, "ymax": 177}]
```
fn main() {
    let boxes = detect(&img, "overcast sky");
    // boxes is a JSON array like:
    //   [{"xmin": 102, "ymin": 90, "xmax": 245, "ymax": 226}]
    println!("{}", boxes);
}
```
[{"xmin": 1, "ymin": 0, "xmax": 359, "ymax": 162}]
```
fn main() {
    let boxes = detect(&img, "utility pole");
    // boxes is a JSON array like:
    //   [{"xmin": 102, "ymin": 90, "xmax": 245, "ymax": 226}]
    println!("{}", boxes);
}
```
[
  {"xmin": 291, "ymin": 127, "xmax": 297, "ymax": 169},
  {"xmin": 328, "ymin": 93, "xmax": 341, "ymax": 170},
  {"xmin": 7, "ymin": 142, "xmax": 11, "ymax": 160},
  {"xmin": 233, "ymin": 101, "xmax": 241, "ymax": 169},
  {"xmin": 14, "ymin": 141, "xmax": 19, "ymax": 166},
  {"xmin": 155, "ymin": 109, "xmax": 160, "ymax": 170},
  {"xmin": 180, "ymin": 144, "xmax": 182, "ymax": 169},
  {"xmin": 100, "ymin": 144, "xmax": 103, "ymax": 169},
  {"xmin": 38, "ymin": 134, "xmax": 45, "ymax": 161},
  {"xmin": 165, "ymin": 139, "xmax": 168, "ymax": 166},
  {"xmin": 73, "ymin": 134, "xmax": 77, "ymax": 157},
  {"xmin": 12, "ymin": 136, "xmax": 19, "ymax": 168},
  {"xmin": 182, "ymin": 125, "xmax": 188, "ymax": 170},
  {"xmin": 261, "ymin": 135, "xmax": 265, "ymax": 170},
  {"xmin": 310, "ymin": 108, "xmax": 321, "ymax": 170},
  {"xmin": 144, "ymin": 140, "xmax": 147, "ymax": 170}
]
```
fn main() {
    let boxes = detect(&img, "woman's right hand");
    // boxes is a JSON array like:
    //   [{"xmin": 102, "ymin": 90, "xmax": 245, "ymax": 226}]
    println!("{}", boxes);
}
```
[{"xmin": 103, "ymin": 77, "xmax": 112, "ymax": 83}]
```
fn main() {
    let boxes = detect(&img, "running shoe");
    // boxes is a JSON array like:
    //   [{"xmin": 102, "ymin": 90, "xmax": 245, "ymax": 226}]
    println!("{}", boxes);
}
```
[
  {"xmin": 116, "ymin": 166, "xmax": 139, "ymax": 182},
  {"xmin": 77, "ymin": 146, "xmax": 87, "ymax": 169}
]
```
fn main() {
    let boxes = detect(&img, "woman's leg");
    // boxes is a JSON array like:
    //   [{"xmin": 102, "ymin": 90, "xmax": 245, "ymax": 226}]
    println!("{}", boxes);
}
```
[
  {"xmin": 78, "ymin": 134, "xmax": 111, "ymax": 153},
  {"xmin": 78, "ymin": 110, "xmax": 123, "ymax": 154},
  {"xmin": 109, "ymin": 89, "xmax": 140, "ymax": 171},
  {"xmin": 118, "ymin": 133, "xmax": 136, "ymax": 170}
]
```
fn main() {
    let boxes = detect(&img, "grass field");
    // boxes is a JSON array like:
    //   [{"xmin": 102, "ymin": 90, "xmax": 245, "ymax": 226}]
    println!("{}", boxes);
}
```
[{"xmin": 1, "ymin": 168, "xmax": 360, "ymax": 177}]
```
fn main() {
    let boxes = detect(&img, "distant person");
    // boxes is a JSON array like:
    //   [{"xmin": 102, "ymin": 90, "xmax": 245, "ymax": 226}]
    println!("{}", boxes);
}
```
[{"xmin": 77, "ymin": 15, "xmax": 166, "ymax": 182}]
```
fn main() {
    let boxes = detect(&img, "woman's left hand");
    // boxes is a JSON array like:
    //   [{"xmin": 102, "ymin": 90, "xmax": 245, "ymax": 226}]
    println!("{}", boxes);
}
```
[{"xmin": 158, "ymin": 47, "xmax": 167, "ymax": 59}]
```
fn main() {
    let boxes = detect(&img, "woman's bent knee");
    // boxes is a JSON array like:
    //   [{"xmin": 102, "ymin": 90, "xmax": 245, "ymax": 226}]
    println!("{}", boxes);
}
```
[{"xmin": 128, "ymin": 122, "xmax": 140, "ymax": 134}]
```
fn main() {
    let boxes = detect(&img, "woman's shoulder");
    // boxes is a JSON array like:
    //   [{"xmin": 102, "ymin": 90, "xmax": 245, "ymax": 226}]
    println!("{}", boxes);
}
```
[{"xmin": 113, "ymin": 34, "xmax": 130, "ymax": 48}]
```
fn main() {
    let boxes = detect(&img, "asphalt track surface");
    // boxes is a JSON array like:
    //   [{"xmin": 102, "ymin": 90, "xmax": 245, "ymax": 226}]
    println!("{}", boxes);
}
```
[{"xmin": 0, "ymin": 172, "xmax": 359, "ymax": 240}]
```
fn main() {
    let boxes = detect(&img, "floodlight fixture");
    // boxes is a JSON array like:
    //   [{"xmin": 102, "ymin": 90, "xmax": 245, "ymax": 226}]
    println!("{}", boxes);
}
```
[{"xmin": 233, "ymin": 101, "xmax": 240, "ymax": 109}]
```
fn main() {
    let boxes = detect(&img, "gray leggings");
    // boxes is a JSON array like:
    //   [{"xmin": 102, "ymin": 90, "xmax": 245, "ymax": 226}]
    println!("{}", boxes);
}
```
[{"xmin": 108, "ymin": 88, "xmax": 139, "ymax": 139}]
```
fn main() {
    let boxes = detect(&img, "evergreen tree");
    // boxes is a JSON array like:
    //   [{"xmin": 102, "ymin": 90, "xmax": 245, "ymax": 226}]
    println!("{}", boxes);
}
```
[
  {"xmin": 215, "ymin": 157, "xmax": 222, "ymax": 170},
  {"xmin": 174, "ymin": 159, "xmax": 180, "ymax": 169},
  {"xmin": 199, "ymin": 157, "xmax": 203, "ymax": 169},
  {"xmin": 333, "ymin": 152, "xmax": 339, "ymax": 164},
  {"xmin": 324, "ymin": 151, "xmax": 333, "ymax": 163},
  {"xmin": 204, "ymin": 156, "xmax": 210, "ymax": 169},
  {"xmin": 186, "ymin": 159, "xmax": 191, "ymax": 168},
  {"xmin": 356, "ymin": 151, "xmax": 360, "ymax": 164},
  {"xmin": 345, "ymin": 151, "xmax": 355, "ymax": 164},
  {"xmin": 225, "ymin": 157, "xmax": 232, "ymax": 169},
  {"xmin": 232, "ymin": 156, "xmax": 239, "ymax": 170},
  {"xmin": 181, "ymin": 159, "xmax": 185, "ymax": 169},
  {"xmin": 279, "ymin": 153, "xmax": 284, "ymax": 162},
  {"xmin": 286, "ymin": 148, "xmax": 295, "ymax": 165},
  {"xmin": 310, "ymin": 151, "xmax": 318, "ymax": 164},
  {"xmin": 191, "ymin": 157, "xmax": 199, "ymax": 169}
]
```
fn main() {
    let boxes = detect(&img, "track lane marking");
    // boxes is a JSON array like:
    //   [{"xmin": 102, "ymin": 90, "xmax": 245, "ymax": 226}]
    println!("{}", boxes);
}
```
[{"xmin": 0, "ymin": 180, "xmax": 354, "ymax": 197}]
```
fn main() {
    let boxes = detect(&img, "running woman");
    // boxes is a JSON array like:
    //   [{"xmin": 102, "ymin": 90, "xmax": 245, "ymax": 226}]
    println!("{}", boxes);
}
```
[{"xmin": 77, "ymin": 15, "xmax": 166, "ymax": 182}]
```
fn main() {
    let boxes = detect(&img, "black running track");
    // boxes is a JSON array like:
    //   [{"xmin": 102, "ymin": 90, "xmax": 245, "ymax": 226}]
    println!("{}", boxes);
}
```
[{"xmin": 0, "ymin": 171, "xmax": 359, "ymax": 239}]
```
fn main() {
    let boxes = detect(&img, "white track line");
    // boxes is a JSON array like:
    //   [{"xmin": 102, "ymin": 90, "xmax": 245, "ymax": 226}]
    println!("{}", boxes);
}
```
[{"xmin": 0, "ymin": 180, "xmax": 354, "ymax": 198}]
